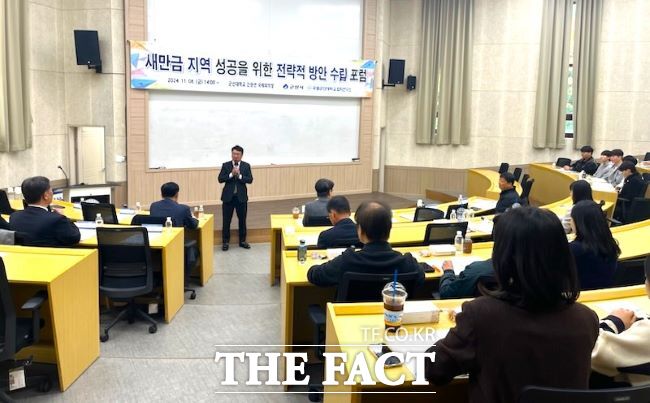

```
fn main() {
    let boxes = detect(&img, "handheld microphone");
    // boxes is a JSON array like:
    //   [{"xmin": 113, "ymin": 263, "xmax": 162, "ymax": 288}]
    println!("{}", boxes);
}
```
[{"xmin": 57, "ymin": 165, "xmax": 69, "ymax": 187}]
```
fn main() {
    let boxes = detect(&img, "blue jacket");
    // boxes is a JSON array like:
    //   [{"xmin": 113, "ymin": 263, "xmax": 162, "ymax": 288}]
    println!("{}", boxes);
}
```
[
  {"xmin": 439, "ymin": 259, "xmax": 494, "ymax": 299},
  {"xmin": 495, "ymin": 187, "xmax": 520, "ymax": 213},
  {"xmin": 150, "ymin": 198, "xmax": 199, "ymax": 229}
]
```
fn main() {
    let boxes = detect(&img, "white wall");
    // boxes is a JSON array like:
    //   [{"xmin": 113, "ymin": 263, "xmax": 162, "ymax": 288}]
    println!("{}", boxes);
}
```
[
  {"xmin": 383, "ymin": 0, "xmax": 650, "ymax": 170},
  {"xmin": 0, "ymin": 0, "xmax": 125, "ymax": 189}
]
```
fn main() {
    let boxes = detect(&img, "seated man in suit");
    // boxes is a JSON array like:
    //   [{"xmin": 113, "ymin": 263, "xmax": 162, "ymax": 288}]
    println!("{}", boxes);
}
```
[
  {"xmin": 563, "ymin": 145, "xmax": 598, "ymax": 175},
  {"xmin": 307, "ymin": 200, "xmax": 428, "ymax": 287},
  {"xmin": 9, "ymin": 176, "xmax": 80, "ymax": 247},
  {"xmin": 302, "ymin": 178, "xmax": 334, "ymax": 226},
  {"xmin": 495, "ymin": 172, "xmax": 520, "ymax": 213},
  {"xmin": 602, "ymin": 148, "xmax": 625, "ymax": 186},
  {"xmin": 150, "ymin": 182, "xmax": 199, "ymax": 230},
  {"xmin": 316, "ymin": 196, "xmax": 359, "ymax": 249},
  {"xmin": 614, "ymin": 162, "xmax": 646, "ymax": 222}
]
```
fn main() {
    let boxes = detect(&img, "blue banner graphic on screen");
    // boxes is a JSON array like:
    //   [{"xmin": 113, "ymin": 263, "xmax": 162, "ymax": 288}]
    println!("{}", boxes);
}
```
[{"xmin": 130, "ymin": 41, "xmax": 376, "ymax": 98}]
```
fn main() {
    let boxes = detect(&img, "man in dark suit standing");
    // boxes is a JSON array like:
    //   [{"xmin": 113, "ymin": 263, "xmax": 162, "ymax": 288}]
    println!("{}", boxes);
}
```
[
  {"xmin": 9, "ymin": 176, "xmax": 80, "ymax": 247},
  {"xmin": 218, "ymin": 145, "xmax": 253, "ymax": 251},
  {"xmin": 150, "ymin": 182, "xmax": 198, "ymax": 229}
]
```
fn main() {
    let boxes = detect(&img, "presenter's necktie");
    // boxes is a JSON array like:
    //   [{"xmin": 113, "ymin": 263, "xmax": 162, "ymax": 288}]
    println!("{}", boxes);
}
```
[{"xmin": 233, "ymin": 163, "xmax": 239, "ymax": 194}]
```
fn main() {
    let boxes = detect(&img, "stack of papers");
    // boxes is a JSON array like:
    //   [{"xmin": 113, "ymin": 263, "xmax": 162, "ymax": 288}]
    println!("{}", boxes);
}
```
[
  {"xmin": 469, "ymin": 199, "xmax": 496, "ymax": 211},
  {"xmin": 75, "ymin": 221, "xmax": 96, "ymax": 229},
  {"xmin": 78, "ymin": 228, "xmax": 96, "ymax": 241},
  {"xmin": 468, "ymin": 219, "xmax": 493, "ymax": 234},
  {"xmin": 427, "ymin": 244, "xmax": 456, "ymax": 256},
  {"xmin": 597, "ymin": 301, "xmax": 648, "ymax": 319}
]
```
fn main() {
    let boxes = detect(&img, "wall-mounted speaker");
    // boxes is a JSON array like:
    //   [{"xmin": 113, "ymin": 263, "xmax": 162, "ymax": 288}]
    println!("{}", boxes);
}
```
[
  {"xmin": 74, "ymin": 30, "xmax": 102, "ymax": 73},
  {"xmin": 387, "ymin": 59, "xmax": 405, "ymax": 85},
  {"xmin": 406, "ymin": 75, "xmax": 416, "ymax": 91}
]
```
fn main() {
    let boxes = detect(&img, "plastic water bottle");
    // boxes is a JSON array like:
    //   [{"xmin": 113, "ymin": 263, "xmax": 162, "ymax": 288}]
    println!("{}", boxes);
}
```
[
  {"xmin": 454, "ymin": 231, "xmax": 464, "ymax": 252},
  {"xmin": 416, "ymin": 199, "xmax": 423, "ymax": 207},
  {"xmin": 165, "ymin": 217, "xmax": 173, "ymax": 232},
  {"xmin": 193, "ymin": 206, "xmax": 199, "ymax": 218},
  {"xmin": 198, "ymin": 205, "xmax": 204, "ymax": 218},
  {"xmin": 449, "ymin": 209, "xmax": 457, "ymax": 221},
  {"xmin": 580, "ymin": 170, "xmax": 586, "ymax": 180},
  {"xmin": 298, "ymin": 239, "xmax": 307, "ymax": 263},
  {"xmin": 135, "ymin": 201, "xmax": 141, "ymax": 212},
  {"xmin": 458, "ymin": 194, "xmax": 464, "ymax": 204},
  {"xmin": 95, "ymin": 213, "xmax": 104, "ymax": 226}
]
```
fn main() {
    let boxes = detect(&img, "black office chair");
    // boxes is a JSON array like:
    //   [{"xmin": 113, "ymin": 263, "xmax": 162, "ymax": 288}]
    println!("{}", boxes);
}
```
[
  {"xmin": 0, "ymin": 257, "xmax": 52, "ymax": 400},
  {"xmin": 512, "ymin": 167, "xmax": 523, "ymax": 182},
  {"xmin": 306, "ymin": 271, "xmax": 422, "ymax": 401},
  {"xmin": 643, "ymin": 173, "xmax": 650, "ymax": 183},
  {"xmin": 0, "ymin": 191, "xmax": 15, "ymax": 216},
  {"xmin": 519, "ymin": 178, "xmax": 535, "ymax": 206},
  {"xmin": 96, "ymin": 227, "xmax": 158, "ymax": 341},
  {"xmin": 498, "ymin": 162, "xmax": 509, "ymax": 174},
  {"xmin": 519, "ymin": 384, "xmax": 650, "ymax": 403},
  {"xmin": 130, "ymin": 215, "xmax": 198, "ymax": 300},
  {"xmin": 413, "ymin": 207, "xmax": 444, "ymax": 222},
  {"xmin": 613, "ymin": 258, "xmax": 647, "ymax": 287},
  {"xmin": 644, "ymin": 152, "xmax": 650, "ymax": 161},
  {"xmin": 555, "ymin": 157, "xmax": 572, "ymax": 167},
  {"xmin": 521, "ymin": 173, "xmax": 530, "ymax": 187},
  {"xmin": 423, "ymin": 221, "xmax": 469, "ymax": 245},
  {"xmin": 303, "ymin": 215, "xmax": 332, "ymax": 227},
  {"xmin": 81, "ymin": 202, "xmax": 118, "ymax": 224},
  {"xmin": 444, "ymin": 203, "xmax": 468, "ymax": 219}
]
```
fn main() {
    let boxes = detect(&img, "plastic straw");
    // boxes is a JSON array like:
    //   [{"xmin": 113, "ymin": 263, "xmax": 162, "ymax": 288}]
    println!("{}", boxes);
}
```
[{"xmin": 392, "ymin": 269, "xmax": 397, "ymax": 297}]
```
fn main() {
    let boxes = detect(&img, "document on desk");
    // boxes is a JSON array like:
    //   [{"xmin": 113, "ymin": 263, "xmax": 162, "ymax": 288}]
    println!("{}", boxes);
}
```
[
  {"xmin": 385, "ymin": 328, "xmax": 450, "ymax": 378},
  {"xmin": 78, "ymin": 228, "xmax": 96, "ymax": 241},
  {"xmin": 399, "ymin": 213, "xmax": 415, "ymax": 221},
  {"xmin": 75, "ymin": 221, "xmax": 97, "ymax": 229},
  {"xmin": 426, "ymin": 256, "xmax": 482, "ymax": 275},
  {"xmin": 299, "ymin": 234, "xmax": 319, "ymax": 246},
  {"xmin": 117, "ymin": 213, "xmax": 135, "ymax": 222},
  {"xmin": 468, "ymin": 219, "xmax": 493, "ymax": 234},
  {"xmin": 597, "ymin": 301, "xmax": 647, "ymax": 319}
]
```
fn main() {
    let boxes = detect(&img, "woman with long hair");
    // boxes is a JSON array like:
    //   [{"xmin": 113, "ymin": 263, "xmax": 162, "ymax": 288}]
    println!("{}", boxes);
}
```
[
  {"xmin": 425, "ymin": 207, "xmax": 599, "ymax": 403},
  {"xmin": 562, "ymin": 180, "xmax": 593, "ymax": 233},
  {"xmin": 570, "ymin": 200, "xmax": 621, "ymax": 289}
]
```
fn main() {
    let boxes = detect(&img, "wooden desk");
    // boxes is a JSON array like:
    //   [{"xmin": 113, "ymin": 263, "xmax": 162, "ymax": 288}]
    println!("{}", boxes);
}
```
[
  {"xmin": 637, "ymin": 163, "xmax": 650, "ymax": 174},
  {"xmin": 2, "ymin": 246, "xmax": 99, "ymax": 391},
  {"xmin": 9, "ymin": 199, "xmax": 215, "ymax": 286},
  {"xmin": 323, "ymin": 284, "xmax": 649, "ymax": 402},
  {"xmin": 528, "ymin": 163, "xmax": 618, "ymax": 207},
  {"xmin": 76, "ymin": 226, "xmax": 185, "ymax": 323},
  {"xmin": 467, "ymin": 168, "xmax": 521, "ymax": 199},
  {"xmin": 281, "ymin": 219, "xmax": 650, "ymax": 353},
  {"xmin": 280, "ymin": 244, "xmax": 494, "ymax": 352},
  {"xmin": 269, "ymin": 197, "xmax": 498, "ymax": 285}
]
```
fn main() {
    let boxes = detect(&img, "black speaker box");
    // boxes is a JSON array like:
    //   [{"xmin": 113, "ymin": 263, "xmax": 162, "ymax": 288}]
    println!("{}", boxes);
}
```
[
  {"xmin": 74, "ymin": 30, "xmax": 102, "ymax": 72},
  {"xmin": 387, "ymin": 59, "xmax": 405, "ymax": 84},
  {"xmin": 406, "ymin": 75, "xmax": 416, "ymax": 91}
]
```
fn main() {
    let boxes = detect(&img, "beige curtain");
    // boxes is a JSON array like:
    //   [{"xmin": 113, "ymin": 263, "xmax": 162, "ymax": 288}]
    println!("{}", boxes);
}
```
[
  {"xmin": 533, "ymin": 0, "xmax": 572, "ymax": 149},
  {"xmin": 416, "ymin": 0, "xmax": 473, "ymax": 145},
  {"xmin": 0, "ymin": 0, "xmax": 31, "ymax": 152},
  {"xmin": 573, "ymin": 0, "xmax": 602, "ymax": 149}
]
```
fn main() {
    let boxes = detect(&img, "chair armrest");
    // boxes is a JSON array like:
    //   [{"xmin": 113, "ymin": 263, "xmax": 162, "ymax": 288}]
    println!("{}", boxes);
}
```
[
  {"xmin": 617, "ymin": 197, "xmax": 630, "ymax": 203},
  {"xmin": 21, "ymin": 290, "xmax": 48, "ymax": 311},
  {"xmin": 21, "ymin": 290, "xmax": 47, "ymax": 345},
  {"xmin": 607, "ymin": 217, "xmax": 622, "ymax": 227}
]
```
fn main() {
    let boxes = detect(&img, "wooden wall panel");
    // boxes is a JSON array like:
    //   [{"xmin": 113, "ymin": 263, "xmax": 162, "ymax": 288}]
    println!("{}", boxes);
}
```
[{"xmin": 124, "ymin": 0, "xmax": 376, "ymax": 207}]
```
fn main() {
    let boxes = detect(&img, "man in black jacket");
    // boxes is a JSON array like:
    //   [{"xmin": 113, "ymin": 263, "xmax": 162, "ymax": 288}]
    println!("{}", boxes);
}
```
[
  {"xmin": 316, "ymin": 196, "xmax": 359, "ymax": 249},
  {"xmin": 495, "ymin": 172, "xmax": 520, "ymax": 213},
  {"xmin": 218, "ymin": 145, "xmax": 253, "ymax": 251},
  {"xmin": 614, "ymin": 162, "xmax": 647, "ymax": 221},
  {"xmin": 150, "ymin": 182, "xmax": 198, "ymax": 229},
  {"xmin": 307, "ymin": 200, "xmax": 427, "ymax": 287},
  {"xmin": 564, "ymin": 145, "xmax": 598, "ymax": 175},
  {"xmin": 9, "ymin": 176, "xmax": 80, "ymax": 247}
]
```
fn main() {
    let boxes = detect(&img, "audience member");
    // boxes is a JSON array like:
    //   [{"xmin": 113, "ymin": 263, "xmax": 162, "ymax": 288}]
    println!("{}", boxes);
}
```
[
  {"xmin": 593, "ymin": 150, "xmax": 613, "ymax": 178},
  {"xmin": 307, "ymin": 201, "xmax": 427, "ymax": 287},
  {"xmin": 425, "ymin": 207, "xmax": 598, "ymax": 403},
  {"xmin": 614, "ymin": 162, "xmax": 647, "ymax": 221},
  {"xmin": 9, "ymin": 176, "xmax": 80, "ymax": 247},
  {"xmin": 495, "ymin": 172, "xmax": 519, "ymax": 213},
  {"xmin": 569, "ymin": 201, "xmax": 620, "ymax": 289},
  {"xmin": 564, "ymin": 145, "xmax": 597, "ymax": 174},
  {"xmin": 316, "ymin": 196, "xmax": 359, "ymax": 249},
  {"xmin": 591, "ymin": 262, "xmax": 650, "ymax": 386},
  {"xmin": 602, "ymin": 148, "xmax": 624, "ymax": 186},
  {"xmin": 302, "ymin": 178, "xmax": 334, "ymax": 226},
  {"xmin": 150, "ymin": 182, "xmax": 199, "ymax": 229},
  {"xmin": 561, "ymin": 180, "xmax": 593, "ymax": 233}
]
